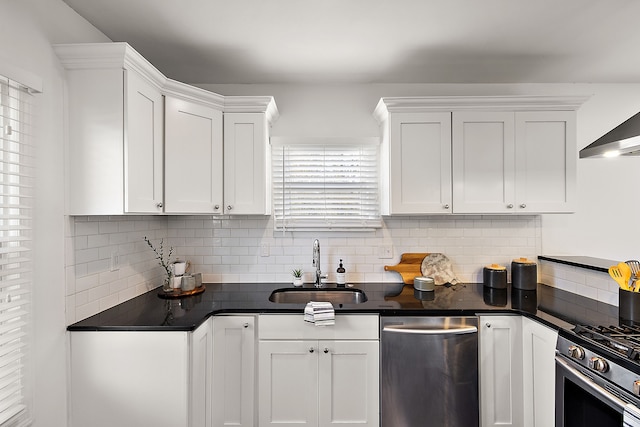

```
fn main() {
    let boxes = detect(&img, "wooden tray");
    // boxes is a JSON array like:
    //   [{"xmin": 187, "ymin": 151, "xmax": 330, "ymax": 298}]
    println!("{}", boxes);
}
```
[
  {"xmin": 157, "ymin": 286, "xmax": 205, "ymax": 299},
  {"xmin": 384, "ymin": 253, "xmax": 429, "ymax": 284}
]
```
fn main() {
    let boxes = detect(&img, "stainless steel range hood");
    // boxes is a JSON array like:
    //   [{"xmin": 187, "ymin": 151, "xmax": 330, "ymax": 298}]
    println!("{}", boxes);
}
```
[{"xmin": 580, "ymin": 111, "xmax": 640, "ymax": 158}]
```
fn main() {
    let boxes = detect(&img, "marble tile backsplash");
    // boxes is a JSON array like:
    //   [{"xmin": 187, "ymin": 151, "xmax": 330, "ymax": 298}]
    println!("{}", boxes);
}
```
[{"xmin": 66, "ymin": 214, "xmax": 542, "ymax": 324}]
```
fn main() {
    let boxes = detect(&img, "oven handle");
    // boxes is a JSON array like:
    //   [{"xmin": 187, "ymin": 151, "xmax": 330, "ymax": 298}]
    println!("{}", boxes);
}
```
[{"xmin": 555, "ymin": 355, "xmax": 629, "ymax": 412}]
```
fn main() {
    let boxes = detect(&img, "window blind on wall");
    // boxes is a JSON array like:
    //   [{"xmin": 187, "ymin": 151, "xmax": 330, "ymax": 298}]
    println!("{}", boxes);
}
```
[
  {"xmin": 0, "ymin": 75, "xmax": 34, "ymax": 427},
  {"xmin": 271, "ymin": 138, "xmax": 381, "ymax": 230}
]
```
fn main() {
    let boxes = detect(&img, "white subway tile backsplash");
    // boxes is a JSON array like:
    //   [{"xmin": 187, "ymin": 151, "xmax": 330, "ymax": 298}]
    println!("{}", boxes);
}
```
[{"xmin": 68, "ymin": 213, "xmax": 545, "ymax": 324}]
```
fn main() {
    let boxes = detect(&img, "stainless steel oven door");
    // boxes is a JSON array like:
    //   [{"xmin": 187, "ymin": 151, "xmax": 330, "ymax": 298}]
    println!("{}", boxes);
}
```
[{"xmin": 556, "ymin": 355, "xmax": 640, "ymax": 427}]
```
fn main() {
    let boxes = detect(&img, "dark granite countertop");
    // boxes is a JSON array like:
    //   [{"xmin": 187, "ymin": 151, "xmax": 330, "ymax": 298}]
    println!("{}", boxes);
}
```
[{"xmin": 67, "ymin": 281, "xmax": 619, "ymax": 332}]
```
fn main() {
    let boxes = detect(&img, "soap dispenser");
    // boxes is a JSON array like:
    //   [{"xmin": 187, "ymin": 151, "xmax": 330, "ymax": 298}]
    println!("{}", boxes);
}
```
[{"xmin": 336, "ymin": 259, "xmax": 346, "ymax": 286}]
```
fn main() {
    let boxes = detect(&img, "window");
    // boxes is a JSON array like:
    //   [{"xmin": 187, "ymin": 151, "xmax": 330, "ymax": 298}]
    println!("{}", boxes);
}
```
[
  {"xmin": 271, "ymin": 137, "xmax": 381, "ymax": 230},
  {"xmin": 0, "ymin": 75, "xmax": 34, "ymax": 427}
]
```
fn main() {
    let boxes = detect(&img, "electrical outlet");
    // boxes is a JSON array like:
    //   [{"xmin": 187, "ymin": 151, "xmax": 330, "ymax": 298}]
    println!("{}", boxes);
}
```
[
  {"xmin": 110, "ymin": 251, "xmax": 120, "ymax": 271},
  {"xmin": 261, "ymin": 242, "xmax": 270, "ymax": 257},
  {"xmin": 378, "ymin": 245, "xmax": 393, "ymax": 259}
]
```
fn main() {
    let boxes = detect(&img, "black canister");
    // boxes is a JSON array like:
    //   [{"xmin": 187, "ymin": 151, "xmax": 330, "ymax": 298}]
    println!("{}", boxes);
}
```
[
  {"xmin": 483, "ymin": 264, "xmax": 507, "ymax": 289},
  {"xmin": 511, "ymin": 258, "xmax": 537, "ymax": 290}
]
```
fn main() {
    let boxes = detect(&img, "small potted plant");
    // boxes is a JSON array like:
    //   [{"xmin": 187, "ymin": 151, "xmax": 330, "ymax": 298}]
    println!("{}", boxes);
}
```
[{"xmin": 292, "ymin": 269, "xmax": 304, "ymax": 287}]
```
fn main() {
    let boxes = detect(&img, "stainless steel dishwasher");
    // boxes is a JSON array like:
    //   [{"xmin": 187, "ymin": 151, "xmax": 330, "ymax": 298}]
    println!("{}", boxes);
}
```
[{"xmin": 380, "ymin": 316, "xmax": 479, "ymax": 427}]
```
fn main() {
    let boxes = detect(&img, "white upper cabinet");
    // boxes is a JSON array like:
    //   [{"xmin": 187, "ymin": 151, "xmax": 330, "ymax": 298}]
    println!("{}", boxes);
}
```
[
  {"xmin": 380, "ymin": 111, "xmax": 452, "ymax": 214},
  {"xmin": 164, "ymin": 96, "xmax": 223, "ymax": 214},
  {"xmin": 125, "ymin": 70, "xmax": 165, "ymax": 213},
  {"xmin": 374, "ymin": 96, "xmax": 587, "ymax": 215},
  {"xmin": 55, "ymin": 42, "xmax": 278, "ymax": 216},
  {"xmin": 452, "ymin": 111, "xmax": 516, "ymax": 213},
  {"xmin": 223, "ymin": 112, "xmax": 270, "ymax": 215},
  {"xmin": 453, "ymin": 110, "xmax": 577, "ymax": 214},
  {"xmin": 56, "ymin": 43, "xmax": 167, "ymax": 215},
  {"xmin": 514, "ymin": 111, "xmax": 577, "ymax": 213}
]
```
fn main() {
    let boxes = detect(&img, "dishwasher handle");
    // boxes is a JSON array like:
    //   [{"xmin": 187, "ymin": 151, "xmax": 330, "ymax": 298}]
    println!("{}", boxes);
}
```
[{"xmin": 382, "ymin": 324, "xmax": 478, "ymax": 335}]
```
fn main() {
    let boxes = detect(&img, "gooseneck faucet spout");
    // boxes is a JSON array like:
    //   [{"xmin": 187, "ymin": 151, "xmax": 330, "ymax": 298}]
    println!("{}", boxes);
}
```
[{"xmin": 312, "ymin": 239, "xmax": 322, "ymax": 287}]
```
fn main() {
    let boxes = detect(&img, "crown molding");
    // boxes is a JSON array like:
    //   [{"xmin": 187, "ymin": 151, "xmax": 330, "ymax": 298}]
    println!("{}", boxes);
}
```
[
  {"xmin": 374, "ymin": 95, "xmax": 591, "ymax": 123},
  {"xmin": 55, "ymin": 43, "xmax": 279, "ymax": 121},
  {"xmin": 163, "ymin": 79, "xmax": 225, "ymax": 110},
  {"xmin": 225, "ymin": 96, "xmax": 279, "ymax": 124}
]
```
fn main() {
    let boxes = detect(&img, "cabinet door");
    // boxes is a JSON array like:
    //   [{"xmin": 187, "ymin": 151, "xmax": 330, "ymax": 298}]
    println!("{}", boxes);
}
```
[
  {"xmin": 388, "ymin": 112, "xmax": 452, "ymax": 214},
  {"xmin": 70, "ymin": 331, "xmax": 190, "ymax": 427},
  {"xmin": 479, "ymin": 316, "xmax": 523, "ymax": 427},
  {"xmin": 258, "ymin": 340, "xmax": 319, "ymax": 427},
  {"xmin": 191, "ymin": 319, "xmax": 212, "ymax": 427},
  {"xmin": 124, "ymin": 69, "xmax": 164, "ymax": 213},
  {"xmin": 453, "ymin": 112, "xmax": 515, "ymax": 213},
  {"xmin": 212, "ymin": 316, "xmax": 256, "ymax": 427},
  {"xmin": 318, "ymin": 340, "xmax": 379, "ymax": 427},
  {"xmin": 515, "ymin": 111, "xmax": 576, "ymax": 213},
  {"xmin": 223, "ymin": 113, "xmax": 269, "ymax": 215},
  {"xmin": 165, "ymin": 97, "xmax": 223, "ymax": 213},
  {"xmin": 522, "ymin": 318, "xmax": 557, "ymax": 427}
]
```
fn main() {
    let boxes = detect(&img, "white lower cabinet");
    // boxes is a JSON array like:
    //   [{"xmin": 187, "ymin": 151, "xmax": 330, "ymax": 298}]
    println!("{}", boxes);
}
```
[
  {"xmin": 69, "ymin": 319, "xmax": 211, "ymax": 427},
  {"xmin": 479, "ymin": 315, "xmax": 557, "ymax": 427},
  {"xmin": 211, "ymin": 315, "xmax": 256, "ymax": 427},
  {"xmin": 479, "ymin": 315, "xmax": 524, "ymax": 427},
  {"xmin": 257, "ymin": 315, "xmax": 379, "ymax": 427},
  {"xmin": 522, "ymin": 316, "xmax": 557, "ymax": 427}
]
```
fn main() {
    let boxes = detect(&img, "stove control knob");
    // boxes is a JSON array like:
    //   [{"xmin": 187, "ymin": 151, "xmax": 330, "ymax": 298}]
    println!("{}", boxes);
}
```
[
  {"xmin": 567, "ymin": 345, "xmax": 585, "ymax": 360},
  {"xmin": 589, "ymin": 357, "xmax": 609, "ymax": 373},
  {"xmin": 634, "ymin": 380, "xmax": 640, "ymax": 396}
]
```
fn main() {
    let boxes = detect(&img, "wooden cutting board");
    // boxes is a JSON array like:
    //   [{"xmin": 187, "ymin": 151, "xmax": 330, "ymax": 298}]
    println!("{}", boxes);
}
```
[{"xmin": 384, "ymin": 253, "xmax": 429, "ymax": 284}]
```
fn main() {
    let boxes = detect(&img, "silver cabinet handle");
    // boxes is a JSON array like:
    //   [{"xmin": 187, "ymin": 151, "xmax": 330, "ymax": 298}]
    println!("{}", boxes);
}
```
[
  {"xmin": 383, "ymin": 325, "xmax": 477, "ymax": 335},
  {"xmin": 323, "ymin": 348, "xmax": 329, "ymax": 354},
  {"xmin": 309, "ymin": 347, "xmax": 315, "ymax": 353},
  {"xmin": 507, "ymin": 204, "xmax": 514, "ymax": 209},
  {"xmin": 214, "ymin": 205, "xmax": 220, "ymax": 210},
  {"xmin": 520, "ymin": 203, "xmax": 526, "ymax": 209},
  {"xmin": 227, "ymin": 205, "xmax": 233, "ymax": 211},
  {"xmin": 243, "ymin": 323, "xmax": 249, "ymax": 328},
  {"xmin": 156, "ymin": 202, "xmax": 163, "ymax": 208},
  {"xmin": 443, "ymin": 204, "xmax": 450, "ymax": 209},
  {"xmin": 486, "ymin": 323, "xmax": 491, "ymax": 328}
]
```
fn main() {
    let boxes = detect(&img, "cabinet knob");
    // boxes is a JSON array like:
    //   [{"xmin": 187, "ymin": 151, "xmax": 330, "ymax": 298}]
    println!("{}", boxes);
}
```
[
  {"xmin": 309, "ymin": 347, "xmax": 315, "ymax": 353},
  {"xmin": 520, "ymin": 203, "xmax": 527, "ymax": 209},
  {"xmin": 243, "ymin": 323, "xmax": 249, "ymax": 328},
  {"xmin": 227, "ymin": 205, "xmax": 233, "ymax": 211},
  {"xmin": 323, "ymin": 348, "xmax": 329, "ymax": 354},
  {"xmin": 486, "ymin": 323, "xmax": 491, "ymax": 328},
  {"xmin": 507, "ymin": 204, "xmax": 514, "ymax": 209},
  {"xmin": 443, "ymin": 204, "xmax": 450, "ymax": 209},
  {"xmin": 156, "ymin": 202, "xmax": 163, "ymax": 208},
  {"xmin": 214, "ymin": 205, "xmax": 220, "ymax": 210}
]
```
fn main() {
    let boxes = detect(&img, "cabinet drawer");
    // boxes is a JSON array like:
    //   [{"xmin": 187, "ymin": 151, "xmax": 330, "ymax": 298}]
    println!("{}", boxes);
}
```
[{"xmin": 258, "ymin": 314, "xmax": 379, "ymax": 340}]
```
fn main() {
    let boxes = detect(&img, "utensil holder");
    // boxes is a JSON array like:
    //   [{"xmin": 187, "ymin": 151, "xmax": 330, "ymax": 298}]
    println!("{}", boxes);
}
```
[{"xmin": 619, "ymin": 289, "xmax": 640, "ymax": 326}]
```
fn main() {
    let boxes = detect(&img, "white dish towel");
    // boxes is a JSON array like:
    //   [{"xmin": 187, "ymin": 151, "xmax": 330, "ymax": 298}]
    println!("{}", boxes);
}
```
[{"xmin": 304, "ymin": 301, "xmax": 335, "ymax": 326}]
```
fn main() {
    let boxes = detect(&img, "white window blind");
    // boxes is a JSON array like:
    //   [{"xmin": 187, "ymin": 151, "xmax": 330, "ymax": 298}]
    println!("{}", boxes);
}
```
[
  {"xmin": 0, "ymin": 75, "xmax": 33, "ymax": 427},
  {"xmin": 272, "ymin": 138, "xmax": 381, "ymax": 230}
]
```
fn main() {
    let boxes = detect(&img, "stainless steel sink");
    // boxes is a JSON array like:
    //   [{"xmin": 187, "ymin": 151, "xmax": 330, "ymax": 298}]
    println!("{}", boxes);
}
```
[{"xmin": 268, "ymin": 287, "xmax": 368, "ymax": 304}]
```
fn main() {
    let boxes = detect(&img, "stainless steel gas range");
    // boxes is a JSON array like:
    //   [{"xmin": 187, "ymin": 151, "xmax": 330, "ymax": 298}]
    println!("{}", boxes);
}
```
[{"xmin": 556, "ymin": 324, "xmax": 640, "ymax": 427}]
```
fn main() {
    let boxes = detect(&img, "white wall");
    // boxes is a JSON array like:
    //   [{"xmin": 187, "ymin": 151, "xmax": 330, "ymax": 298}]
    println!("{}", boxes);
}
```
[{"xmin": 0, "ymin": 0, "xmax": 109, "ymax": 426}]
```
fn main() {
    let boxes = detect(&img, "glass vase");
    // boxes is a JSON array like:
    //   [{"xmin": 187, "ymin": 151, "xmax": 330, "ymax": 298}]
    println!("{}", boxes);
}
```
[{"xmin": 162, "ymin": 275, "xmax": 172, "ymax": 292}]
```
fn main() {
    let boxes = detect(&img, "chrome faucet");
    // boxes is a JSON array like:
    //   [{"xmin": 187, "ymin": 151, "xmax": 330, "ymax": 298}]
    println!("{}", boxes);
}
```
[{"xmin": 312, "ymin": 239, "xmax": 322, "ymax": 287}]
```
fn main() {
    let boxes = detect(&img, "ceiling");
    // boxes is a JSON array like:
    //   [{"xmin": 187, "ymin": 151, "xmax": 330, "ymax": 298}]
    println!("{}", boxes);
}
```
[{"xmin": 61, "ymin": 0, "xmax": 640, "ymax": 85}]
